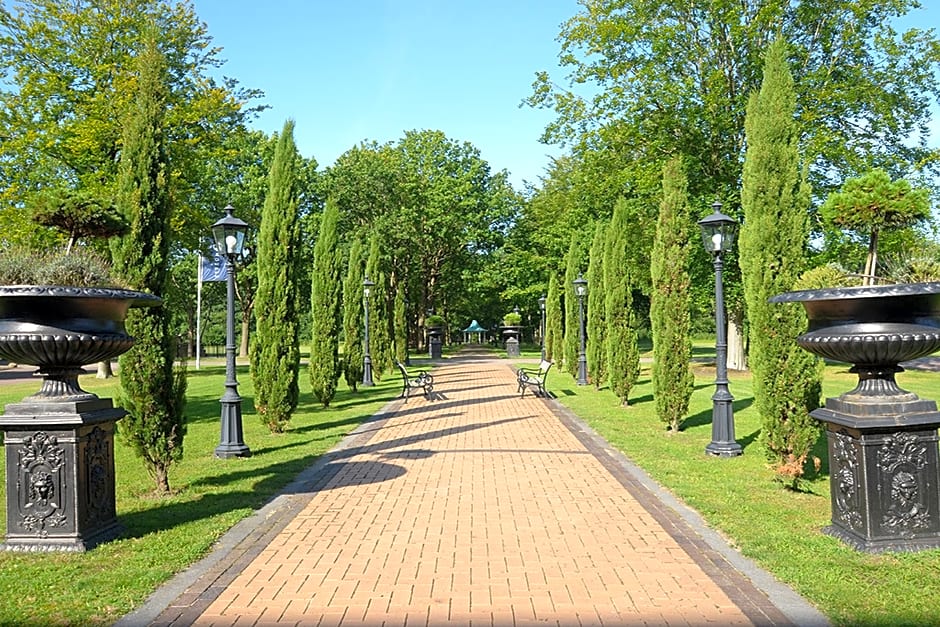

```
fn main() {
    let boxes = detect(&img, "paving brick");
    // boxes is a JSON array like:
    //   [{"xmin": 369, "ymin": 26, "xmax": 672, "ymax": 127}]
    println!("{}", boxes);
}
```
[{"xmin": 144, "ymin": 351, "xmax": 814, "ymax": 627}]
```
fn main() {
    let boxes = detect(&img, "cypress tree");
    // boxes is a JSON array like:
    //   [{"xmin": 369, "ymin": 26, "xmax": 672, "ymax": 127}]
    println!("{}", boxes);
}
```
[
  {"xmin": 545, "ymin": 274, "xmax": 563, "ymax": 362},
  {"xmin": 341, "ymin": 238, "xmax": 365, "ymax": 391},
  {"xmin": 605, "ymin": 198, "xmax": 640, "ymax": 405},
  {"xmin": 309, "ymin": 198, "xmax": 343, "ymax": 407},
  {"xmin": 586, "ymin": 220, "xmax": 608, "ymax": 388},
  {"xmin": 393, "ymin": 287, "xmax": 407, "ymax": 364},
  {"xmin": 365, "ymin": 236, "xmax": 393, "ymax": 379},
  {"xmin": 250, "ymin": 119, "xmax": 301, "ymax": 433},
  {"xmin": 563, "ymin": 236, "xmax": 582, "ymax": 378},
  {"xmin": 110, "ymin": 39, "xmax": 186, "ymax": 495},
  {"xmin": 739, "ymin": 39, "xmax": 822, "ymax": 486},
  {"xmin": 650, "ymin": 157, "xmax": 695, "ymax": 431}
]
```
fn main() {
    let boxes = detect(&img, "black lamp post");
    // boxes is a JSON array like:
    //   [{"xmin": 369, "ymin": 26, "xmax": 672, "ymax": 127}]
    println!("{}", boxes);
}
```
[
  {"xmin": 362, "ymin": 276, "xmax": 375, "ymax": 386},
  {"xmin": 698, "ymin": 201, "xmax": 742, "ymax": 457},
  {"xmin": 538, "ymin": 294, "xmax": 547, "ymax": 361},
  {"xmin": 574, "ymin": 274, "xmax": 588, "ymax": 386},
  {"xmin": 211, "ymin": 205, "xmax": 251, "ymax": 458}
]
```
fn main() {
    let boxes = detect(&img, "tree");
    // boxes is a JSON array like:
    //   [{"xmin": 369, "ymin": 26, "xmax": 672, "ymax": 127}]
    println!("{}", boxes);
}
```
[
  {"xmin": 342, "ymin": 238, "xmax": 365, "ymax": 391},
  {"xmin": 365, "ymin": 235, "xmax": 393, "ymax": 379},
  {"xmin": 563, "ymin": 236, "xmax": 582, "ymax": 378},
  {"xmin": 739, "ymin": 39, "xmax": 822, "ymax": 487},
  {"xmin": 0, "ymin": 0, "xmax": 263, "ymax": 251},
  {"xmin": 110, "ymin": 38, "xmax": 186, "ymax": 495},
  {"xmin": 605, "ymin": 197, "xmax": 640, "ymax": 405},
  {"xmin": 528, "ymin": 1, "xmax": 940, "ymax": 201},
  {"xmin": 650, "ymin": 158, "xmax": 694, "ymax": 432},
  {"xmin": 545, "ymin": 273, "xmax": 563, "ymax": 362},
  {"xmin": 586, "ymin": 220, "xmax": 608, "ymax": 388},
  {"xmin": 251, "ymin": 120, "xmax": 302, "ymax": 433},
  {"xmin": 30, "ymin": 189, "xmax": 127, "ymax": 254},
  {"xmin": 394, "ymin": 288, "xmax": 408, "ymax": 364},
  {"xmin": 820, "ymin": 168, "xmax": 931, "ymax": 285},
  {"xmin": 309, "ymin": 199, "xmax": 342, "ymax": 407}
]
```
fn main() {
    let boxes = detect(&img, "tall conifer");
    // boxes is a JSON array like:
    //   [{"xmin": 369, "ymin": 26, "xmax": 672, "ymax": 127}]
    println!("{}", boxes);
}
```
[
  {"xmin": 563, "ymin": 236, "xmax": 582, "ymax": 378},
  {"xmin": 739, "ymin": 39, "xmax": 822, "ymax": 485},
  {"xmin": 309, "ymin": 199, "xmax": 342, "ymax": 406},
  {"xmin": 365, "ymin": 236, "xmax": 393, "ymax": 379},
  {"xmin": 251, "ymin": 119, "xmax": 301, "ymax": 432},
  {"xmin": 111, "ymin": 39, "xmax": 186, "ymax": 494},
  {"xmin": 342, "ymin": 238, "xmax": 365, "ymax": 391},
  {"xmin": 586, "ymin": 220, "xmax": 608, "ymax": 388},
  {"xmin": 650, "ymin": 158, "xmax": 694, "ymax": 431},
  {"xmin": 605, "ymin": 198, "xmax": 640, "ymax": 405},
  {"xmin": 545, "ymin": 274, "xmax": 563, "ymax": 363}
]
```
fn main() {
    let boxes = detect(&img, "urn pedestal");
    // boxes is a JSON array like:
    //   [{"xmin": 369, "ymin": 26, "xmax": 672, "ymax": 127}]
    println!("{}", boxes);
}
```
[
  {"xmin": 0, "ymin": 286, "xmax": 158, "ymax": 551},
  {"xmin": 771, "ymin": 282, "xmax": 940, "ymax": 552}
]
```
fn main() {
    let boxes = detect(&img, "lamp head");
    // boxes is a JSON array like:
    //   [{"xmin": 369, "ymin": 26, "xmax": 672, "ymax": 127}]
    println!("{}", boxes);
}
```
[
  {"xmin": 697, "ymin": 201, "xmax": 738, "ymax": 254},
  {"xmin": 211, "ymin": 205, "xmax": 249, "ymax": 259}
]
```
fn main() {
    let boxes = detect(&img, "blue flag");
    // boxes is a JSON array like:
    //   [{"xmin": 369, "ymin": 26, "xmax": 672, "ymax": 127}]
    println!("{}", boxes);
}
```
[{"xmin": 200, "ymin": 252, "xmax": 228, "ymax": 282}]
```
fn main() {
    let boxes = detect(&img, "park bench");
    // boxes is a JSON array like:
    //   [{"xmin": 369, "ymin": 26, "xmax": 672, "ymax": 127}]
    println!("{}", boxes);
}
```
[
  {"xmin": 396, "ymin": 361, "xmax": 434, "ymax": 402},
  {"xmin": 517, "ymin": 359, "xmax": 552, "ymax": 398}
]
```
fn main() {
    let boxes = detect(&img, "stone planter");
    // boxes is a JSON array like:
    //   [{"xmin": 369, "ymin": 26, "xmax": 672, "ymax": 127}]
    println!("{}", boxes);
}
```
[
  {"xmin": 771, "ymin": 282, "xmax": 940, "ymax": 552},
  {"xmin": 0, "ymin": 285, "xmax": 159, "ymax": 551},
  {"xmin": 501, "ymin": 325, "xmax": 522, "ymax": 357}
]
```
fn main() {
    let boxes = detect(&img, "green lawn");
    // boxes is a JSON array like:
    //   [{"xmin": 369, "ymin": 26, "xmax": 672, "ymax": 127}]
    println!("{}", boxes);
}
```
[{"xmin": 1, "ymin": 351, "xmax": 939, "ymax": 625}]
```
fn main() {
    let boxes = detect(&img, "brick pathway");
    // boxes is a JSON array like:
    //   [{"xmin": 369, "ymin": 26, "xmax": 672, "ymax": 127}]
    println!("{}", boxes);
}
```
[{"xmin": 129, "ymin": 351, "xmax": 827, "ymax": 627}]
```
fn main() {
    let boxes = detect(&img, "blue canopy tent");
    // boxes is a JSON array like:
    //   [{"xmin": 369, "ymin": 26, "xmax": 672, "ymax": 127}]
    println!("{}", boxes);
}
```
[{"xmin": 462, "ymin": 319, "xmax": 487, "ymax": 344}]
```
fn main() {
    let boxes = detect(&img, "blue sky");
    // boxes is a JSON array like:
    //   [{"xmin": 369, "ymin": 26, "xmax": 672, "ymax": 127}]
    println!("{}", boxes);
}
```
[
  {"xmin": 192, "ymin": 1, "xmax": 940, "ymax": 190},
  {"xmin": 192, "ymin": 0, "xmax": 578, "ymax": 188}
]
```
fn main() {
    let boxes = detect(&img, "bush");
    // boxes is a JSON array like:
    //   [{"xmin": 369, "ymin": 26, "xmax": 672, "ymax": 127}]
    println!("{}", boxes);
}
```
[
  {"xmin": 0, "ymin": 247, "xmax": 117, "ymax": 287},
  {"xmin": 502, "ymin": 311, "xmax": 522, "ymax": 326}
]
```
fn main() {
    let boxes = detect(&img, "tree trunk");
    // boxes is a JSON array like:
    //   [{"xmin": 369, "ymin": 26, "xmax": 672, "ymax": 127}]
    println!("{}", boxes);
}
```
[
  {"xmin": 727, "ymin": 314, "xmax": 747, "ymax": 371},
  {"xmin": 96, "ymin": 360, "xmax": 113, "ymax": 379},
  {"xmin": 239, "ymin": 315, "xmax": 250, "ymax": 357},
  {"xmin": 866, "ymin": 228, "xmax": 880, "ymax": 285}
]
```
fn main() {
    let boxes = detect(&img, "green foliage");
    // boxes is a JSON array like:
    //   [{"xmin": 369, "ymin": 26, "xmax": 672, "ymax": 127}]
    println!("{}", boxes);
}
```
[
  {"xmin": 365, "ymin": 235, "xmax": 393, "ymax": 379},
  {"xmin": 586, "ymin": 220, "xmax": 608, "ymax": 388},
  {"xmin": 545, "ymin": 274, "xmax": 563, "ymax": 362},
  {"xmin": 342, "ymin": 238, "xmax": 365, "ymax": 390},
  {"xmin": 393, "ymin": 288, "xmax": 407, "ymax": 363},
  {"xmin": 502, "ymin": 311, "xmax": 522, "ymax": 326},
  {"xmin": 309, "ymin": 199, "xmax": 343, "ymax": 406},
  {"xmin": 527, "ymin": 0, "xmax": 940, "ymax": 203},
  {"xmin": 820, "ymin": 168, "xmax": 931, "ymax": 283},
  {"xmin": 604, "ymin": 198, "xmax": 640, "ymax": 404},
  {"xmin": 795, "ymin": 264, "xmax": 857, "ymax": 290},
  {"xmin": 110, "ymin": 38, "xmax": 186, "ymax": 495},
  {"xmin": 0, "ymin": 0, "xmax": 263, "ymax": 251},
  {"xmin": 739, "ymin": 39, "xmax": 822, "ymax": 487},
  {"xmin": 250, "ymin": 120, "xmax": 302, "ymax": 433},
  {"xmin": 650, "ymin": 158, "xmax": 694, "ymax": 431},
  {"xmin": 563, "ymin": 236, "xmax": 582, "ymax": 377},
  {"xmin": 30, "ymin": 188, "xmax": 127, "ymax": 253},
  {"xmin": 425, "ymin": 314, "xmax": 445, "ymax": 328}
]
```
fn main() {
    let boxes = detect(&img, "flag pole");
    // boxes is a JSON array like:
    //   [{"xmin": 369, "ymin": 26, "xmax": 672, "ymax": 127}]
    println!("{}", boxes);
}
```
[{"xmin": 196, "ymin": 254, "xmax": 203, "ymax": 370}]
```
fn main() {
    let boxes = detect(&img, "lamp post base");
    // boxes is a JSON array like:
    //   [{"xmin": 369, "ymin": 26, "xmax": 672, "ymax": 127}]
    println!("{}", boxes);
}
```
[{"xmin": 216, "ymin": 400, "xmax": 250, "ymax": 459}]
